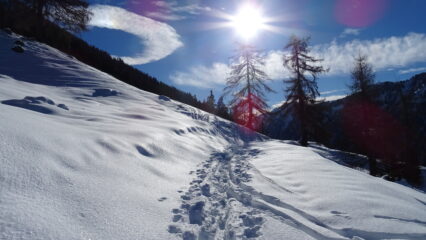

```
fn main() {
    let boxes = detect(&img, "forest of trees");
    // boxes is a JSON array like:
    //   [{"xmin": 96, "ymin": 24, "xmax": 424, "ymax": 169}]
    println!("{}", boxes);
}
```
[{"xmin": 0, "ymin": 0, "xmax": 422, "ymax": 185}]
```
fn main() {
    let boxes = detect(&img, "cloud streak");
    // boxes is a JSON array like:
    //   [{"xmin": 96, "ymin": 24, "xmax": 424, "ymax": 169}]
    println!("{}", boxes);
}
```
[
  {"xmin": 146, "ymin": 0, "xmax": 211, "ymax": 21},
  {"xmin": 89, "ymin": 4, "xmax": 183, "ymax": 65},
  {"xmin": 339, "ymin": 28, "xmax": 361, "ymax": 38},
  {"xmin": 171, "ymin": 33, "xmax": 426, "ymax": 88},
  {"xmin": 313, "ymin": 32, "xmax": 426, "ymax": 75},
  {"xmin": 398, "ymin": 67, "xmax": 426, "ymax": 74},
  {"xmin": 170, "ymin": 63, "xmax": 230, "ymax": 89}
]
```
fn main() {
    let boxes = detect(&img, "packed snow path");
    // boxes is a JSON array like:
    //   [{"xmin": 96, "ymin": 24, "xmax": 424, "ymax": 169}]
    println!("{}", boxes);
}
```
[{"xmin": 168, "ymin": 145, "xmax": 265, "ymax": 240}]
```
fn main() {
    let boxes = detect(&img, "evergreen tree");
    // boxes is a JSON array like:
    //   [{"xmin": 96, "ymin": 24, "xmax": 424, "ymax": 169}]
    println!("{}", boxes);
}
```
[
  {"xmin": 282, "ymin": 36, "xmax": 327, "ymax": 146},
  {"xmin": 350, "ymin": 54, "xmax": 375, "ymax": 96},
  {"xmin": 397, "ymin": 86, "xmax": 422, "ymax": 186},
  {"xmin": 224, "ymin": 43, "xmax": 273, "ymax": 130},
  {"xmin": 26, "ymin": 0, "xmax": 91, "ymax": 33},
  {"xmin": 216, "ymin": 96, "xmax": 230, "ymax": 120},
  {"xmin": 205, "ymin": 90, "xmax": 216, "ymax": 113},
  {"xmin": 345, "ymin": 54, "xmax": 378, "ymax": 176}
]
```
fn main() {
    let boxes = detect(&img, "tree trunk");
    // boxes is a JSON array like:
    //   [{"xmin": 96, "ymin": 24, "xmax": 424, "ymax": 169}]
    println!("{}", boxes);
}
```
[
  {"xmin": 35, "ymin": 0, "xmax": 45, "ymax": 37},
  {"xmin": 0, "ymin": 3, "xmax": 4, "ymax": 28},
  {"xmin": 368, "ymin": 156, "xmax": 377, "ymax": 176},
  {"xmin": 299, "ymin": 104, "xmax": 308, "ymax": 146},
  {"xmin": 247, "ymin": 88, "xmax": 253, "ymax": 130}
]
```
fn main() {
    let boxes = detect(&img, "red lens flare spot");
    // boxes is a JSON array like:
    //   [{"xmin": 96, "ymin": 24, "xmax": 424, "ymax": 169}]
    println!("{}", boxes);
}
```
[
  {"xmin": 342, "ymin": 99, "xmax": 407, "ymax": 162},
  {"xmin": 126, "ymin": 0, "xmax": 162, "ymax": 15},
  {"xmin": 232, "ymin": 93, "xmax": 265, "ymax": 132},
  {"xmin": 335, "ymin": 0, "xmax": 388, "ymax": 27}
]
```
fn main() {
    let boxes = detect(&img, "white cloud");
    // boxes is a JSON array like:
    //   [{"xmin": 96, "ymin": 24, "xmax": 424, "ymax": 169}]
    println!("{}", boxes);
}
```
[
  {"xmin": 171, "ymin": 33, "xmax": 426, "ymax": 88},
  {"xmin": 147, "ymin": 0, "xmax": 211, "ymax": 21},
  {"xmin": 170, "ymin": 52, "xmax": 291, "ymax": 88},
  {"xmin": 145, "ymin": 11, "xmax": 185, "ymax": 21},
  {"xmin": 339, "ymin": 28, "xmax": 361, "ymax": 38},
  {"xmin": 264, "ymin": 51, "xmax": 291, "ymax": 80},
  {"xmin": 88, "ymin": 5, "xmax": 183, "ymax": 65},
  {"xmin": 170, "ymin": 63, "xmax": 230, "ymax": 88},
  {"xmin": 398, "ymin": 67, "xmax": 426, "ymax": 74},
  {"xmin": 313, "ymin": 33, "xmax": 426, "ymax": 75}
]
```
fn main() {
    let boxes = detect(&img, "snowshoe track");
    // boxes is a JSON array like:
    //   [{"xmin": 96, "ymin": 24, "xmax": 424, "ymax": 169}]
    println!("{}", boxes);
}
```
[{"xmin": 168, "ymin": 145, "xmax": 265, "ymax": 239}]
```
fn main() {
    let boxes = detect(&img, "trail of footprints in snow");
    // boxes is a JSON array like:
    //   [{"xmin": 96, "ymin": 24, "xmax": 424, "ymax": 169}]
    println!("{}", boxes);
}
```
[{"xmin": 168, "ymin": 147, "xmax": 265, "ymax": 240}]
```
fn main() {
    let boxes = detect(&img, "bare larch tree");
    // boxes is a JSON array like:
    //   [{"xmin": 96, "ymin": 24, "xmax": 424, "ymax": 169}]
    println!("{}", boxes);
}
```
[
  {"xmin": 282, "ymin": 35, "xmax": 327, "ymax": 146},
  {"xmin": 224, "ymin": 44, "xmax": 273, "ymax": 130},
  {"xmin": 351, "ymin": 54, "xmax": 378, "ymax": 175},
  {"xmin": 350, "ymin": 54, "xmax": 375, "ymax": 96}
]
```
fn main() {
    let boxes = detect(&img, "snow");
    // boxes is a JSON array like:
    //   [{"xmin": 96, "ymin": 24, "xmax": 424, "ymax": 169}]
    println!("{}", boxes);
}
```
[
  {"xmin": 248, "ymin": 141, "xmax": 426, "ymax": 239},
  {"xmin": 1, "ymin": 31, "xmax": 425, "ymax": 240}
]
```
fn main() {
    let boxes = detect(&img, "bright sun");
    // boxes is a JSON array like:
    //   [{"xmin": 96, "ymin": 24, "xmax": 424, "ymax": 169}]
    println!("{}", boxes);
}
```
[{"xmin": 231, "ymin": 5, "xmax": 265, "ymax": 40}]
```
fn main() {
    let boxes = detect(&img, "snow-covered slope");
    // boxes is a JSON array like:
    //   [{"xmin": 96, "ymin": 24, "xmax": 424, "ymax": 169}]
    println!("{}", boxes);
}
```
[
  {"xmin": 264, "ymin": 73, "xmax": 426, "ymax": 170},
  {"xmin": 1, "ymin": 31, "xmax": 426, "ymax": 240}
]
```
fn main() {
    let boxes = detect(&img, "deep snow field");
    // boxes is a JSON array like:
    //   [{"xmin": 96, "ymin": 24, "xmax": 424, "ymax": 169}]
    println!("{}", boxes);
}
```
[{"xmin": 1, "ymin": 31, "xmax": 426, "ymax": 240}]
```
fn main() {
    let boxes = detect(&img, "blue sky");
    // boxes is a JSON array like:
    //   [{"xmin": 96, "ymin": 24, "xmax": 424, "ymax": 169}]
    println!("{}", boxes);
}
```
[{"xmin": 82, "ymin": 0, "xmax": 426, "ymax": 107}]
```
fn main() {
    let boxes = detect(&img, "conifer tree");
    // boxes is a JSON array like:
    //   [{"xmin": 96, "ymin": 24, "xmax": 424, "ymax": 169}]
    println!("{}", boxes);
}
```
[
  {"xmin": 350, "ymin": 54, "xmax": 375, "ymax": 96},
  {"xmin": 398, "ymin": 86, "xmax": 422, "ymax": 186},
  {"xmin": 282, "ymin": 36, "xmax": 327, "ymax": 146},
  {"xmin": 205, "ymin": 90, "xmax": 215, "ymax": 113},
  {"xmin": 224, "ymin": 43, "xmax": 273, "ymax": 130},
  {"xmin": 27, "ymin": 0, "xmax": 91, "ymax": 33},
  {"xmin": 347, "ymin": 54, "xmax": 378, "ymax": 176},
  {"xmin": 216, "ymin": 96, "xmax": 230, "ymax": 120}
]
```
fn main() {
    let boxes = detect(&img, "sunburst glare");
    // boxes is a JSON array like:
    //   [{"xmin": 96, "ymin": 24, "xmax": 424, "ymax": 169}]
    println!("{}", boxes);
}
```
[{"xmin": 230, "ymin": 4, "xmax": 266, "ymax": 40}]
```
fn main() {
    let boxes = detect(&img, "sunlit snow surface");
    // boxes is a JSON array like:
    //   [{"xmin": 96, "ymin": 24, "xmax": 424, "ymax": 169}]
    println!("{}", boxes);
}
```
[{"xmin": 1, "ymin": 31, "xmax": 425, "ymax": 240}]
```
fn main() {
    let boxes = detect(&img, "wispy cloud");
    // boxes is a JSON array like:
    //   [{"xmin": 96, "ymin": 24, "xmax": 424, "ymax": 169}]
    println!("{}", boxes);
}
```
[
  {"xmin": 398, "ymin": 67, "xmax": 426, "ymax": 74},
  {"xmin": 170, "ymin": 63, "xmax": 230, "ymax": 89},
  {"xmin": 146, "ymin": 0, "xmax": 211, "ymax": 21},
  {"xmin": 171, "ymin": 33, "xmax": 426, "ymax": 88},
  {"xmin": 170, "ymin": 52, "xmax": 291, "ymax": 88},
  {"xmin": 264, "ymin": 51, "xmax": 291, "ymax": 80},
  {"xmin": 314, "ymin": 32, "xmax": 426, "ymax": 75},
  {"xmin": 339, "ymin": 28, "xmax": 361, "ymax": 38},
  {"xmin": 88, "ymin": 4, "xmax": 183, "ymax": 65}
]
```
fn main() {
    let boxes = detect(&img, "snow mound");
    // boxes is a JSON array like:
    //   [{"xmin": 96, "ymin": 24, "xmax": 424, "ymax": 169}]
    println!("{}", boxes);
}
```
[
  {"xmin": 1, "ymin": 31, "xmax": 425, "ymax": 240},
  {"xmin": 2, "ymin": 96, "xmax": 69, "ymax": 114}
]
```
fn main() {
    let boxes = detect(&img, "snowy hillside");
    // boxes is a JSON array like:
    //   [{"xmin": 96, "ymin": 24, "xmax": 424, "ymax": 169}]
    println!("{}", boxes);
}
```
[
  {"xmin": 264, "ymin": 73, "xmax": 426, "ymax": 183},
  {"xmin": 1, "ymin": 31, "xmax": 426, "ymax": 240}
]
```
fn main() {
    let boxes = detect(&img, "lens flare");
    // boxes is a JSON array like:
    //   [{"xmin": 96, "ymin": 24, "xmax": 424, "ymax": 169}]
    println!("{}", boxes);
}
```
[
  {"xmin": 335, "ymin": 0, "xmax": 388, "ymax": 27},
  {"xmin": 342, "ymin": 99, "xmax": 408, "ymax": 161},
  {"xmin": 232, "ymin": 93, "xmax": 265, "ymax": 132}
]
